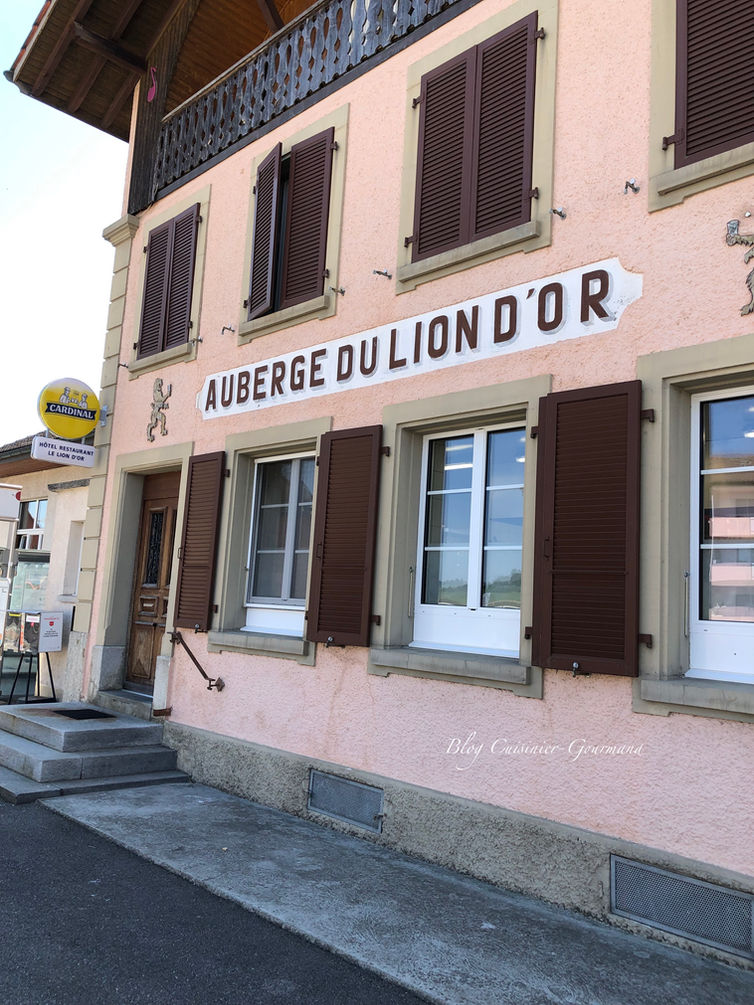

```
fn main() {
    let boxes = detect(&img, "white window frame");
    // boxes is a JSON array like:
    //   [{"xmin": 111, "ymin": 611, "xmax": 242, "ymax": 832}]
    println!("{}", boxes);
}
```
[
  {"xmin": 367, "ymin": 375, "xmax": 548, "ymax": 695},
  {"xmin": 243, "ymin": 450, "xmax": 315, "ymax": 637},
  {"xmin": 16, "ymin": 498, "xmax": 47, "ymax": 551},
  {"xmin": 687, "ymin": 387, "xmax": 754, "ymax": 683},
  {"xmin": 412, "ymin": 424, "xmax": 525, "ymax": 657}
]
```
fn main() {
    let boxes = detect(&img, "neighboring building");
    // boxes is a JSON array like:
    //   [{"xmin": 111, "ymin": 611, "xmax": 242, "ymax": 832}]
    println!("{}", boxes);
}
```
[
  {"xmin": 9, "ymin": 0, "xmax": 754, "ymax": 964},
  {"xmin": 0, "ymin": 435, "xmax": 89, "ymax": 699}
]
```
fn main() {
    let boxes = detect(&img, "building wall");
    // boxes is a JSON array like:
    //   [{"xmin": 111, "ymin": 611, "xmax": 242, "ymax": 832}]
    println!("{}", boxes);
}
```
[
  {"xmin": 75, "ymin": 0, "xmax": 754, "ymax": 949},
  {"xmin": 2, "ymin": 466, "xmax": 89, "ymax": 698}
]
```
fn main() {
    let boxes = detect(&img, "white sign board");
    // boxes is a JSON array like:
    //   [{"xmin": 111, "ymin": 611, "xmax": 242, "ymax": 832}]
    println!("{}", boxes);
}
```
[
  {"xmin": 0, "ymin": 484, "xmax": 21, "ymax": 522},
  {"xmin": 31, "ymin": 435, "xmax": 95, "ymax": 468},
  {"xmin": 198, "ymin": 258, "xmax": 643, "ymax": 420},
  {"xmin": 38, "ymin": 612, "xmax": 63, "ymax": 653}
]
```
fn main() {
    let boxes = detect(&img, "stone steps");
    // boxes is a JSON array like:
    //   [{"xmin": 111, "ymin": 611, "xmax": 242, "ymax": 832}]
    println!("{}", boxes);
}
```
[
  {"xmin": 0, "ymin": 701, "xmax": 190, "ymax": 803},
  {"xmin": 0, "ymin": 764, "xmax": 189, "ymax": 804},
  {"xmin": 0, "ymin": 704, "xmax": 163, "ymax": 751}
]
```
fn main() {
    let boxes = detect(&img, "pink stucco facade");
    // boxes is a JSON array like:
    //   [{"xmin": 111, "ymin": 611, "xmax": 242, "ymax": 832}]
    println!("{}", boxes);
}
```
[{"xmin": 68, "ymin": 0, "xmax": 754, "ymax": 922}]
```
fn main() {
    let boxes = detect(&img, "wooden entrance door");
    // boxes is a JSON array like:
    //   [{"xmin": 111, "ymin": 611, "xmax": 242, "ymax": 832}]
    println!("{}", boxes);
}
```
[{"xmin": 125, "ymin": 472, "xmax": 180, "ymax": 693}]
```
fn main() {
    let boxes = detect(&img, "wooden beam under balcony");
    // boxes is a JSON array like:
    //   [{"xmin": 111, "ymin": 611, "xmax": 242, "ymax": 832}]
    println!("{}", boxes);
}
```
[
  {"xmin": 71, "ymin": 21, "xmax": 146, "ymax": 74},
  {"xmin": 256, "ymin": 0, "xmax": 284, "ymax": 32}
]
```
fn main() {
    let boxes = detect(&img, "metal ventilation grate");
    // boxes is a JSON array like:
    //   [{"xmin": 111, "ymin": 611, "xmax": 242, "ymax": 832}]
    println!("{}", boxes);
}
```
[
  {"xmin": 308, "ymin": 769, "xmax": 384, "ymax": 833},
  {"xmin": 611, "ymin": 855, "xmax": 754, "ymax": 958}
]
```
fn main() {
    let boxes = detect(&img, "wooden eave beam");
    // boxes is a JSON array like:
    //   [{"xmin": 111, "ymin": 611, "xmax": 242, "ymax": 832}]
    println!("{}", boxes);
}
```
[
  {"xmin": 101, "ymin": 71, "xmax": 138, "ymax": 131},
  {"xmin": 30, "ymin": 0, "xmax": 95, "ymax": 97},
  {"xmin": 20, "ymin": 0, "xmax": 191, "ymax": 138},
  {"xmin": 67, "ymin": 0, "xmax": 145, "ymax": 113},
  {"xmin": 72, "ymin": 21, "xmax": 146, "ymax": 74},
  {"xmin": 256, "ymin": 0, "xmax": 284, "ymax": 33}
]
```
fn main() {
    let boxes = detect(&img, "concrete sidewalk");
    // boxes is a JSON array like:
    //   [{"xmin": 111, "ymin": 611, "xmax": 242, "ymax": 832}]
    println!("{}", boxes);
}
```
[{"xmin": 42, "ymin": 782, "xmax": 754, "ymax": 1005}]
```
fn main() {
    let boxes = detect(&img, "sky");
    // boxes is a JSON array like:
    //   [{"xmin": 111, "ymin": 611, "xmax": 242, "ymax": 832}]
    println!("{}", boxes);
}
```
[{"xmin": 0, "ymin": 2, "xmax": 129, "ymax": 446}]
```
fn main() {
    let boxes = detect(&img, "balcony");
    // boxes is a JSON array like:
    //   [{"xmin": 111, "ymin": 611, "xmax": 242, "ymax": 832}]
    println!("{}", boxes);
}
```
[{"xmin": 152, "ymin": 0, "xmax": 470, "ymax": 196}]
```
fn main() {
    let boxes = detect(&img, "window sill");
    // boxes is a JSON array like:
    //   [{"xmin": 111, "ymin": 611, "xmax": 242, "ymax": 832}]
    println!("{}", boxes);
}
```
[
  {"xmin": 208, "ymin": 628, "xmax": 315, "ymax": 665},
  {"xmin": 368, "ymin": 645, "xmax": 542, "ymax": 696},
  {"xmin": 238, "ymin": 293, "xmax": 333, "ymax": 343},
  {"xmin": 649, "ymin": 141, "xmax": 754, "ymax": 210},
  {"xmin": 636, "ymin": 675, "xmax": 754, "ymax": 722},
  {"xmin": 396, "ymin": 219, "xmax": 543, "ymax": 293},
  {"xmin": 128, "ymin": 340, "xmax": 196, "ymax": 377}
]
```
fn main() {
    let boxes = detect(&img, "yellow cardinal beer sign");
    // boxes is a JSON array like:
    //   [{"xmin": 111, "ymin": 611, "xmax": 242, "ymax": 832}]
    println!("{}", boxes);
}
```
[{"xmin": 37, "ymin": 378, "xmax": 99, "ymax": 439}]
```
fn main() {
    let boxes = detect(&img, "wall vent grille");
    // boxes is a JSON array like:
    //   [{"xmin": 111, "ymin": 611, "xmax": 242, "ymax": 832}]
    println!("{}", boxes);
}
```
[
  {"xmin": 308, "ymin": 769, "xmax": 384, "ymax": 833},
  {"xmin": 611, "ymin": 855, "xmax": 754, "ymax": 958}
]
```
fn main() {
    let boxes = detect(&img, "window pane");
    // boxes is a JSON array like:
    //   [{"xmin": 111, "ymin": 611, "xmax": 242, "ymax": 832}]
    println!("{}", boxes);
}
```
[
  {"xmin": 701, "ymin": 472, "xmax": 754, "ymax": 543},
  {"xmin": 299, "ymin": 458, "xmax": 315, "ymax": 503},
  {"xmin": 487, "ymin": 429, "xmax": 526, "ymax": 486},
  {"xmin": 36, "ymin": 499, "xmax": 47, "ymax": 530},
  {"xmin": 425, "ymin": 492, "xmax": 471, "ymax": 547},
  {"xmin": 249, "ymin": 456, "xmax": 314, "ymax": 604},
  {"xmin": 290, "ymin": 552, "xmax": 309, "ymax": 600},
  {"xmin": 257, "ymin": 505, "xmax": 288, "ymax": 550},
  {"xmin": 259, "ymin": 460, "xmax": 292, "ymax": 504},
  {"xmin": 482, "ymin": 549, "xmax": 522, "ymax": 609},
  {"xmin": 252, "ymin": 551, "xmax": 285, "ymax": 598},
  {"xmin": 702, "ymin": 396, "xmax": 754, "ymax": 469},
  {"xmin": 144, "ymin": 511, "xmax": 164, "ymax": 585},
  {"xmin": 427, "ymin": 436, "xmax": 473, "ymax": 491},
  {"xmin": 485, "ymin": 487, "xmax": 523, "ymax": 545},
  {"xmin": 250, "ymin": 459, "xmax": 292, "ymax": 599},
  {"xmin": 700, "ymin": 548, "xmax": 754, "ymax": 622},
  {"xmin": 294, "ymin": 458, "xmax": 315, "ymax": 552},
  {"xmin": 18, "ymin": 502, "xmax": 32, "ymax": 530},
  {"xmin": 294, "ymin": 502, "xmax": 312, "ymax": 552},
  {"xmin": 422, "ymin": 549, "xmax": 468, "ymax": 606}
]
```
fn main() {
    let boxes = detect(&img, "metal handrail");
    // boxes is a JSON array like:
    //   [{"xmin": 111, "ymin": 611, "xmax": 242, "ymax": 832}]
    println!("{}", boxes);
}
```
[{"xmin": 169, "ymin": 631, "xmax": 225, "ymax": 691}]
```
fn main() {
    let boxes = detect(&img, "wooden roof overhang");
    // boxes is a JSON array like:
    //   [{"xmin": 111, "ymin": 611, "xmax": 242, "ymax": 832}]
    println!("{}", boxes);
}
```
[
  {"xmin": 7, "ymin": 0, "xmax": 310, "ymax": 142},
  {"xmin": 0, "ymin": 437, "xmax": 56, "ymax": 478},
  {"xmin": 0, "ymin": 432, "xmax": 97, "ymax": 479}
]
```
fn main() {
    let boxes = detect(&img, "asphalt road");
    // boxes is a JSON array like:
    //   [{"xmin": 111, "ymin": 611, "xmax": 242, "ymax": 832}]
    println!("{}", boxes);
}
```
[{"xmin": 0, "ymin": 801, "xmax": 424, "ymax": 1005}]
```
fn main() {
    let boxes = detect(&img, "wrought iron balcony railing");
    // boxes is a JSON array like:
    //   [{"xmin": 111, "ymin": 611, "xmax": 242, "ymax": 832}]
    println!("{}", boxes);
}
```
[{"xmin": 152, "ymin": 0, "xmax": 469, "ymax": 195}]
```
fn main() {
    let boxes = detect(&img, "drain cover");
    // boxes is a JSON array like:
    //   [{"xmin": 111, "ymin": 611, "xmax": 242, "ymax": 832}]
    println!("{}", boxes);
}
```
[{"xmin": 54, "ymin": 709, "xmax": 116, "ymax": 721}]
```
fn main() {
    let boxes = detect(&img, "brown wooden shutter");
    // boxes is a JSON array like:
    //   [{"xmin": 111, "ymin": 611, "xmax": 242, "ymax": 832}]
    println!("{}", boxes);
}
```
[
  {"xmin": 412, "ymin": 49, "xmax": 475, "ymax": 261},
  {"xmin": 164, "ymin": 203, "xmax": 200, "ymax": 349},
  {"xmin": 306, "ymin": 426, "xmax": 382, "ymax": 647},
  {"xmin": 674, "ymin": 0, "xmax": 754, "ymax": 168},
  {"xmin": 280, "ymin": 128, "xmax": 334, "ymax": 310},
  {"xmin": 471, "ymin": 13, "xmax": 536, "ymax": 240},
  {"xmin": 248, "ymin": 144, "xmax": 282, "ymax": 320},
  {"xmin": 174, "ymin": 451, "xmax": 225, "ymax": 632},
  {"xmin": 137, "ymin": 204, "xmax": 199, "ymax": 358},
  {"xmin": 532, "ymin": 382, "xmax": 641, "ymax": 677},
  {"xmin": 137, "ymin": 221, "xmax": 171, "ymax": 359}
]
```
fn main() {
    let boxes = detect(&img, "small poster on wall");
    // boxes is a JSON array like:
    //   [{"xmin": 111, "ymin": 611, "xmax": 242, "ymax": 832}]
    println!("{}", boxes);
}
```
[
  {"xmin": 38, "ymin": 612, "xmax": 63, "ymax": 653},
  {"xmin": 3, "ymin": 612, "xmax": 21, "ymax": 653},
  {"xmin": 21, "ymin": 613, "xmax": 40, "ymax": 652}
]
